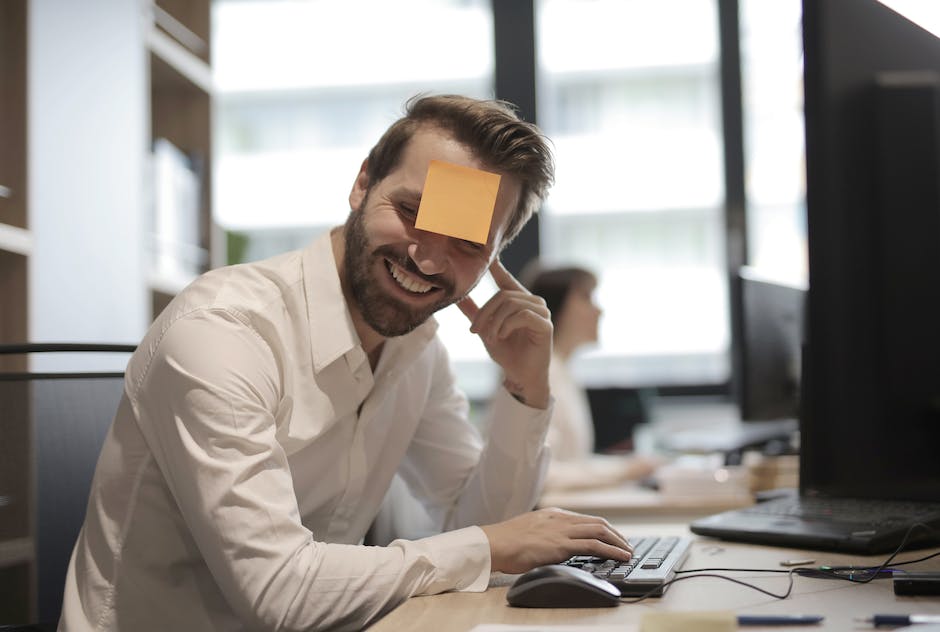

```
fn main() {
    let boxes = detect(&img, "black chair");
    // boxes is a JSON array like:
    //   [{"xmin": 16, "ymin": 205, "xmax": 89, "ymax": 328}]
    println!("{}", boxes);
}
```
[{"xmin": 0, "ymin": 344, "xmax": 135, "ymax": 629}]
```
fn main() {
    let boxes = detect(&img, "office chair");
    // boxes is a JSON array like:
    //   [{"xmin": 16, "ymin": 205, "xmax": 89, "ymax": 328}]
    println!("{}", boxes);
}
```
[{"xmin": 0, "ymin": 343, "xmax": 135, "ymax": 630}]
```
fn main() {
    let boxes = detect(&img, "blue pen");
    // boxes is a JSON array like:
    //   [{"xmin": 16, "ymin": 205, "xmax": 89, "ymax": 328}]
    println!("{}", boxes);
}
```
[{"xmin": 738, "ymin": 614, "xmax": 824, "ymax": 626}]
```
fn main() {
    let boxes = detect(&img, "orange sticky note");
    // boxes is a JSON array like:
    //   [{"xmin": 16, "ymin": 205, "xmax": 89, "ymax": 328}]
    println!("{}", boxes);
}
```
[{"xmin": 415, "ymin": 160, "xmax": 501, "ymax": 245}]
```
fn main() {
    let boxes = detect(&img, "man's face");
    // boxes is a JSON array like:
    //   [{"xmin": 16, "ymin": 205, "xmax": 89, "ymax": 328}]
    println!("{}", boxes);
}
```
[{"xmin": 343, "ymin": 126, "xmax": 522, "ymax": 338}]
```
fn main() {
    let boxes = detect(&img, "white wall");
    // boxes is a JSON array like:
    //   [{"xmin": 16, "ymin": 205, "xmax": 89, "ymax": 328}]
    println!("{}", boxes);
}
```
[{"xmin": 29, "ymin": 0, "xmax": 149, "ymax": 370}]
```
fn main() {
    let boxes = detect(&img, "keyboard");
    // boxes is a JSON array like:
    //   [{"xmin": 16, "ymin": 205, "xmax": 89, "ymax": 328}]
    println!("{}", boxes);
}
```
[{"xmin": 562, "ymin": 535, "xmax": 692, "ymax": 596}]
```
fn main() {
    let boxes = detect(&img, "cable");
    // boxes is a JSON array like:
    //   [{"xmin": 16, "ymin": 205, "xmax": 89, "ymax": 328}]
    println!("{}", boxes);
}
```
[
  {"xmin": 677, "ymin": 566, "xmax": 792, "ymax": 574},
  {"xmin": 812, "ymin": 522, "xmax": 937, "ymax": 584},
  {"xmin": 619, "ymin": 522, "xmax": 940, "ymax": 604},
  {"xmin": 620, "ymin": 568, "xmax": 801, "ymax": 603}
]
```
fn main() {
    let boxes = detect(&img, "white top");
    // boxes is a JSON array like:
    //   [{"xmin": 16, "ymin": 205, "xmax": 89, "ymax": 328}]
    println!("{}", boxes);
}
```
[
  {"xmin": 60, "ymin": 231, "xmax": 551, "ymax": 631},
  {"xmin": 546, "ymin": 352, "xmax": 595, "ymax": 461},
  {"xmin": 543, "ymin": 354, "xmax": 653, "ymax": 492}
]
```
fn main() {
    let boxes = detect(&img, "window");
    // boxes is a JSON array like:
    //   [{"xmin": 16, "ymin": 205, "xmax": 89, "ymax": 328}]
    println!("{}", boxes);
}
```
[
  {"xmin": 212, "ymin": 0, "xmax": 822, "ymax": 400},
  {"xmin": 740, "ymin": 0, "xmax": 806, "ymax": 285},
  {"xmin": 212, "ymin": 0, "xmax": 499, "ymax": 398},
  {"xmin": 536, "ymin": 0, "xmax": 729, "ymax": 387},
  {"xmin": 212, "ymin": 0, "xmax": 494, "ymax": 258}
]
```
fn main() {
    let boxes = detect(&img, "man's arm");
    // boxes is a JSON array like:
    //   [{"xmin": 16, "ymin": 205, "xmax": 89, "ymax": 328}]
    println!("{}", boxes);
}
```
[
  {"xmin": 131, "ymin": 310, "xmax": 492, "ymax": 629},
  {"xmin": 458, "ymin": 261, "xmax": 634, "ymax": 571}
]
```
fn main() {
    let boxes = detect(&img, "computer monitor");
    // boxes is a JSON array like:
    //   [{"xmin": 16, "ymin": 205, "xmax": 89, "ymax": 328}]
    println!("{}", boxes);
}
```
[
  {"xmin": 736, "ymin": 267, "xmax": 806, "ymax": 423},
  {"xmin": 800, "ymin": 0, "xmax": 940, "ymax": 501}
]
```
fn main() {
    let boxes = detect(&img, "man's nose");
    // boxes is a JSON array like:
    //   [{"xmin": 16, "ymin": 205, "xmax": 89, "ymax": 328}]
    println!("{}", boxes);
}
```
[{"xmin": 408, "ymin": 231, "xmax": 449, "ymax": 275}]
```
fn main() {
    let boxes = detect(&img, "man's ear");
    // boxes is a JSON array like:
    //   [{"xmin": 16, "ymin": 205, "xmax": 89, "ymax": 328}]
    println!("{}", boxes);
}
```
[{"xmin": 348, "ymin": 158, "xmax": 370, "ymax": 211}]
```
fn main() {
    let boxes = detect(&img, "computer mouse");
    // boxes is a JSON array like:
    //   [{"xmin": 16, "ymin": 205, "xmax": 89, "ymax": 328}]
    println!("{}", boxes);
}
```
[{"xmin": 506, "ymin": 564, "xmax": 622, "ymax": 608}]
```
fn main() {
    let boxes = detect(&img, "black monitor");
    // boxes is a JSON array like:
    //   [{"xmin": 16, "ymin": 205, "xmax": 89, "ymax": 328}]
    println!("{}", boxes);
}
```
[
  {"xmin": 800, "ymin": 0, "xmax": 940, "ymax": 501},
  {"xmin": 736, "ymin": 267, "xmax": 806, "ymax": 423}
]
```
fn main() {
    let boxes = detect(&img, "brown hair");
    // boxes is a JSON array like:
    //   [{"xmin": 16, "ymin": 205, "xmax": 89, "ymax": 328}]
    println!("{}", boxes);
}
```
[{"xmin": 365, "ymin": 94, "xmax": 555, "ymax": 246}]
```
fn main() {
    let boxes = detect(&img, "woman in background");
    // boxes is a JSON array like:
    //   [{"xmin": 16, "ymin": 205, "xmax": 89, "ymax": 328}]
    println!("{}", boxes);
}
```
[{"xmin": 524, "ymin": 264, "xmax": 660, "ymax": 491}]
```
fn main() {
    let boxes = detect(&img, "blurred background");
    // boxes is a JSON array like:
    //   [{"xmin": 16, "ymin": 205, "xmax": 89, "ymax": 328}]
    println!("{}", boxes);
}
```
[
  {"xmin": 4, "ymin": 0, "xmax": 938, "ymax": 398},
  {"xmin": 212, "ymin": 0, "xmax": 806, "ymax": 401}
]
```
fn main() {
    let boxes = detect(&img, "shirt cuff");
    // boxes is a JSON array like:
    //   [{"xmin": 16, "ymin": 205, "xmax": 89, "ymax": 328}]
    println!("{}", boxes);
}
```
[{"xmin": 406, "ymin": 525, "xmax": 492, "ymax": 593}]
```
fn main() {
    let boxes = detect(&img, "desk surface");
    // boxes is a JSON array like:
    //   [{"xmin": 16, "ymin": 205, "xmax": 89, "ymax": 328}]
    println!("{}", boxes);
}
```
[
  {"xmin": 539, "ymin": 482, "xmax": 752, "ymax": 524},
  {"xmin": 370, "ymin": 523, "xmax": 940, "ymax": 631}
]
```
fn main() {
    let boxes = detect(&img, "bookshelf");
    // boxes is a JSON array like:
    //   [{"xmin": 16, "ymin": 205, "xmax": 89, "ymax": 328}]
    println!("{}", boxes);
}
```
[
  {"xmin": 0, "ymin": 0, "xmax": 29, "ymax": 371},
  {"xmin": 146, "ymin": 0, "xmax": 215, "ymax": 320},
  {"xmin": 0, "ymin": 2, "xmax": 31, "ymax": 624},
  {"xmin": 0, "ymin": 0, "xmax": 215, "ymax": 622}
]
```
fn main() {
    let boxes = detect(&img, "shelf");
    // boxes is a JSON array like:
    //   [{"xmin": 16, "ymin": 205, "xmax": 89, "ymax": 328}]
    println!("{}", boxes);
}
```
[
  {"xmin": 147, "ymin": 0, "xmax": 213, "ymax": 321},
  {"xmin": 0, "ymin": 222, "xmax": 32, "ymax": 256},
  {"xmin": 148, "ymin": 269, "xmax": 199, "ymax": 296},
  {"xmin": 147, "ymin": 26, "xmax": 213, "ymax": 94},
  {"xmin": 0, "ymin": 537, "xmax": 34, "ymax": 568}
]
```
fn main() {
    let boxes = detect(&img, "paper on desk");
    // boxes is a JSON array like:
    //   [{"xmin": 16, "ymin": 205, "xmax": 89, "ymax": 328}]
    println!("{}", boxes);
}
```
[
  {"xmin": 415, "ymin": 160, "xmax": 500, "ymax": 244},
  {"xmin": 468, "ymin": 613, "xmax": 737, "ymax": 632},
  {"xmin": 469, "ymin": 626, "xmax": 637, "ymax": 632},
  {"xmin": 640, "ymin": 611, "xmax": 736, "ymax": 632}
]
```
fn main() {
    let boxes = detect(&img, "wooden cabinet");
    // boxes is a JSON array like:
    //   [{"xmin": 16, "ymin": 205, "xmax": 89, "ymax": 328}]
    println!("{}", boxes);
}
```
[
  {"xmin": 0, "ymin": 0, "xmax": 214, "ymax": 622},
  {"xmin": 0, "ymin": 1, "xmax": 32, "ymax": 619},
  {"xmin": 0, "ymin": 0, "xmax": 30, "ymax": 371},
  {"xmin": 147, "ymin": 0, "xmax": 215, "ymax": 319}
]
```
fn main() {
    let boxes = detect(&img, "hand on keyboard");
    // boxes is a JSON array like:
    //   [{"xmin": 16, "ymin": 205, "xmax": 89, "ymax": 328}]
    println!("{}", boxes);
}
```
[{"xmin": 480, "ymin": 507, "xmax": 633, "ymax": 575}]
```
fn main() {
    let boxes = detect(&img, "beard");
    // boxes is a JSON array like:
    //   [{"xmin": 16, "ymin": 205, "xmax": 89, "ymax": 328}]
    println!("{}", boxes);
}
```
[{"xmin": 343, "ymin": 202, "xmax": 458, "ymax": 337}]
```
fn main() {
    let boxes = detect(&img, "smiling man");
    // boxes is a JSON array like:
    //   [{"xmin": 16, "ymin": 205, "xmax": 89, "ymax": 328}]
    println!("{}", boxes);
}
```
[{"xmin": 59, "ymin": 95, "xmax": 632, "ymax": 632}]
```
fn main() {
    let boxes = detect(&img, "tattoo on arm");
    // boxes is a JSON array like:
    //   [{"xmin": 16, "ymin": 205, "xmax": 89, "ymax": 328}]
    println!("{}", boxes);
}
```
[{"xmin": 503, "ymin": 378, "xmax": 527, "ymax": 405}]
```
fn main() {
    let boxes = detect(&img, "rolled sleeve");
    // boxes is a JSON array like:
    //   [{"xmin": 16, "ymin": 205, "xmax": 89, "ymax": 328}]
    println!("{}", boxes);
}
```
[{"xmin": 390, "ymin": 525, "xmax": 492, "ymax": 593}]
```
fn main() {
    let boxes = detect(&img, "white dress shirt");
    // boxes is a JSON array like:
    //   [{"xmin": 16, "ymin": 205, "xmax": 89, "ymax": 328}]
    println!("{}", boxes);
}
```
[{"xmin": 59, "ymin": 230, "xmax": 551, "ymax": 631}]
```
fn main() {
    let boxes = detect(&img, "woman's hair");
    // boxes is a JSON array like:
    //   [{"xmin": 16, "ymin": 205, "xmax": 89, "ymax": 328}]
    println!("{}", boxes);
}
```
[
  {"xmin": 521, "ymin": 263, "xmax": 598, "ymax": 329},
  {"xmin": 364, "ymin": 94, "xmax": 555, "ymax": 246}
]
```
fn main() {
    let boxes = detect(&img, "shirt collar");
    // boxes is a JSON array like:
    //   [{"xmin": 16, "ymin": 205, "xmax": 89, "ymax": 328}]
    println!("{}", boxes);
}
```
[{"xmin": 302, "ymin": 229, "xmax": 439, "ymax": 374}]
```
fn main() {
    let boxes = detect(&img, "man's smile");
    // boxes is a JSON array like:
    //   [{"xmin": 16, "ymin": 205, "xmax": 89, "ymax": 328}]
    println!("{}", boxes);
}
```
[{"xmin": 384, "ymin": 258, "xmax": 440, "ymax": 295}]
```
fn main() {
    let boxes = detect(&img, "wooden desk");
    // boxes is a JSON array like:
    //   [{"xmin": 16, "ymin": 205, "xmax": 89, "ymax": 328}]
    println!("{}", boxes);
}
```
[
  {"xmin": 539, "ymin": 482, "xmax": 753, "ymax": 524},
  {"xmin": 370, "ymin": 523, "xmax": 940, "ymax": 631}
]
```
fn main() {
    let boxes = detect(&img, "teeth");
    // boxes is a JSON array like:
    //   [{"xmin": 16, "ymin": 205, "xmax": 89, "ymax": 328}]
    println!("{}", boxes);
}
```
[{"xmin": 388, "ymin": 261, "xmax": 434, "ymax": 294}]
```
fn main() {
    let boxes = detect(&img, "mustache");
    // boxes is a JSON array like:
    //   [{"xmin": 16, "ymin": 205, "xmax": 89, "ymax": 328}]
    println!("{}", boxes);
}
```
[{"xmin": 374, "ymin": 245, "xmax": 456, "ymax": 294}]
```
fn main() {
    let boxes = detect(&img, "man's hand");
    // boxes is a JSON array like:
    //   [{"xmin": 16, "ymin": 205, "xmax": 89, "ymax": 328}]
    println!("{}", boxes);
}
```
[
  {"xmin": 457, "ymin": 259, "xmax": 552, "ymax": 409},
  {"xmin": 480, "ymin": 507, "xmax": 633, "ymax": 575}
]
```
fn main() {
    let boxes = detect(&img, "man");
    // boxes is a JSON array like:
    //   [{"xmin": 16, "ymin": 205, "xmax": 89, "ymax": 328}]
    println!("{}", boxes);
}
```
[{"xmin": 60, "ymin": 95, "xmax": 631, "ymax": 631}]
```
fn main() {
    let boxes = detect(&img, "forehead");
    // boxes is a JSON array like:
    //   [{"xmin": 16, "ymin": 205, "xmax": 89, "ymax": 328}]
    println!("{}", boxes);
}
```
[{"xmin": 393, "ymin": 127, "xmax": 522, "ymax": 247}]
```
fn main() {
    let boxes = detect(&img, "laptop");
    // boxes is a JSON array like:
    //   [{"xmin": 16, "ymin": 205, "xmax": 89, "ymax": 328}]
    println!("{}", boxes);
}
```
[
  {"xmin": 689, "ymin": 314, "xmax": 940, "ymax": 554},
  {"xmin": 690, "ymin": 490, "xmax": 940, "ymax": 555}
]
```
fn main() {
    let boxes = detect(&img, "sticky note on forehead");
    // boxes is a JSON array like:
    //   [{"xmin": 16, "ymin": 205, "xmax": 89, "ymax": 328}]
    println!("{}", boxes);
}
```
[{"xmin": 415, "ymin": 160, "xmax": 501, "ymax": 245}]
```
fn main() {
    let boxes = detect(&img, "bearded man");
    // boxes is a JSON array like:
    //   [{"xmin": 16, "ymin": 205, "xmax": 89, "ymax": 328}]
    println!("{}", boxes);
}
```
[{"xmin": 60, "ymin": 94, "xmax": 632, "ymax": 632}]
